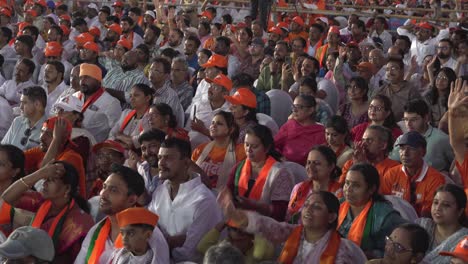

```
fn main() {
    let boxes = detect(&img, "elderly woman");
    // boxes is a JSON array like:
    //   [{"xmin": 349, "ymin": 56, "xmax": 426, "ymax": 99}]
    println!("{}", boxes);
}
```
[
  {"xmin": 275, "ymin": 94, "xmax": 326, "ymax": 166},
  {"xmin": 286, "ymin": 146, "xmax": 342, "ymax": 224},
  {"xmin": 218, "ymin": 189, "xmax": 368, "ymax": 263},
  {"xmin": 416, "ymin": 184, "xmax": 468, "ymax": 264},
  {"xmin": 146, "ymin": 103, "xmax": 189, "ymax": 141},
  {"xmin": 339, "ymin": 163, "xmax": 406, "ymax": 259}
]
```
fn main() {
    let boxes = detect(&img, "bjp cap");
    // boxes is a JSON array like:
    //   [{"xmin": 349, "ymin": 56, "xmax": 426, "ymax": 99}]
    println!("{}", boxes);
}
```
[
  {"xmin": 328, "ymin": 26, "xmax": 340, "ymax": 36},
  {"xmin": 116, "ymin": 208, "xmax": 159, "ymax": 228},
  {"xmin": 60, "ymin": 25, "xmax": 70, "ymax": 36},
  {"xmin": 75, "ymin": 32, "xmax": 94, "ymax": 47},
  {"xmin": 44, "ymin": 41, "xmax": 62, "ymax": 57},
  {"xmin": 0, "ymin": 7, "xmax": 11, "ymax": 17},
  {"xmin": 83, "ymin": 41, "xmax": 99, "ymax": 53},
  {"xmin": 198, "ymin": 10, "xmax": 213, "ymax": 21},
  {"xmin": 206, "ymin": 74, "xmax": 232, "ymax": 91},
  {"xmin": 268, "ymin": 26, "xmax": 282, "ymax": 35},
  {"xmin": 117, "ymin": 38, "xmax": 132, "ymax": 50},
  {"xmin": 417, "ymin": 22, "xmax": 433, "ymax": 31},
  {"xmin": 224, "ymin": 88, "xmax": 257, "ymax": 108},
  {"xmin": 200, "ymin": 54, "xmax": 228, "ymax": 69},
  {"xmin": 108, "ymin": 23, "xmax": 122, "ymax": 35},
  {"xmin": 92, "ymin": 139, "xmax": 125, "ymax": 154},
  {"xmin": 59, "ymin": 14, "xmax": 71, "ymax": 22},
  {"xmin": 89, "ymin": 26, "xmax": 101, "ymax": 38},
  {"xmin": 79, "ymin": 63, "xmax": 102, "ymax": 82},
  {"xmin": 112, "ymin": 0, "xmax": 124, "ymax": 7},
  {"xmin": 356, "ymin": 61, "xmax": 375, "ymax": 72},
  {"xmin": 292, "ymin": 16, "xmax": 304, "ymax": 27}
]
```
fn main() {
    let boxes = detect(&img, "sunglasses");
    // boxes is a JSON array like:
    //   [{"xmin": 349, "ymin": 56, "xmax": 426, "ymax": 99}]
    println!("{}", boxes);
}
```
[{"xmin": 20, "ymin": 127, "xmax": 33, "ymax": 146}]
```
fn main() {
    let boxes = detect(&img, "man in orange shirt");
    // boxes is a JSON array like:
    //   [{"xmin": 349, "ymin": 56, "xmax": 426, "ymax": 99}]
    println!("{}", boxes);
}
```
[
  {"xmin": 23, "ymin": 116, "xmax": 86, "ymax": 198},
  {"xmin": 339, "ymin": 125, "xmax": 400, "ymax": 190},
  {"xmin": 381, "ymin": 131, "xmax": 445, "ymax": 217}
]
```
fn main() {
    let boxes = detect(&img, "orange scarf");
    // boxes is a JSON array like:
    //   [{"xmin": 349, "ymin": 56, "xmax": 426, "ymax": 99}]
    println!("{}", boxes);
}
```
[
  {"xmin": 31, "ymin": 199, "xmax": 75, "ymax": 239},
  {"xmin": 119, "ymin": 108, "xmax": 148, "ymax": 132},
  {"xmin": 236, "ymin": 156, "xmax": 277, "ymax": 200},
  {"xmin": 278, "ymin": 226, "xmax": 341, "ymax": 264},
  {"xmin": 0, "ymin": 201, "xmax": 12, "ymax": 225},
  {"xmin": 86, "ymin": 217, "xmax": 123, "ymax": 264},
  {"xmin": 337, "ymin": 200, "xmax": 372, "ymax": 246},
  {"xmin": 80, "ymin": 88, "xmax": 105, "ymax": 113}
]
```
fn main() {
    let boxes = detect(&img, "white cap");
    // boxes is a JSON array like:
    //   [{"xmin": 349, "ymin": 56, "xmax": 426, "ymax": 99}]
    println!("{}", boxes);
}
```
[
  {"xmin": 315, "ymin": 17, "xmax": 329, "ymax": 25},
  {"xmin": 87, "ymin": 3, "xmax": 98, "ymax": 11},
  {"xmin": 53, "ymin": 95, "xmax": 83, "ymax": 113},
  {"xmin": 145, "ymin": 10, "xmax": 156, "ymax": 19}
]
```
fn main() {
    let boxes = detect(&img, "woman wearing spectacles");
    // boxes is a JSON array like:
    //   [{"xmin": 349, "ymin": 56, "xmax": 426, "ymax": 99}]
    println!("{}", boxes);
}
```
[
  {"xmin": 351, "ymin": 94, "xmax": 402, "ymax": 146},
  {"xmin": 340, "ymin": 163, "xmax": 406, "ymax": 259},
  {"xmin": 415, "ymin": 184, "xmax": 468, "ymax": 264},
  {"xmin": 366, "ymin": 223, "xmax": 430, "ymax": 264},
  {"xmin": 218, "ymin": 188, "xmax": 367, "ymax": 263},
  {"xmin": 274, "ymin": 94, "xmax": 326, "ymax": 166},
  {"xmin": 423, "ymin": 67, "xmax": 457, "ymax": 128}
]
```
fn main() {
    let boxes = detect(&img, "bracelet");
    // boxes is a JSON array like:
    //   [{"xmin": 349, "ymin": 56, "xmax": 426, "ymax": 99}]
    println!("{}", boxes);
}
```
[{"xmin": 20, "ymin": 178, "xmax": 31, "ymax": 189}]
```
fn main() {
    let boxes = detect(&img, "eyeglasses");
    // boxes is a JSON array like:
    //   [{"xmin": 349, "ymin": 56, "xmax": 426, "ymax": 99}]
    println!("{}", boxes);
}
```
[
  {"xmin": 385, "ymin": 236, "xmax": 413, "ymax": 253},
  {"xmin": 20, "ymin": 127, "xmax": 33, "ymax": 146},
  {"xmin": 291, "ymin": 104, "xmax": 312, "ymax": 111},
  {"xmin": 436, "ymin": 75, "xmax": 449, "ymax": 81},
  {"xmin": 369, "ymin": 105, "xmax": 385, "ymax": 112}
]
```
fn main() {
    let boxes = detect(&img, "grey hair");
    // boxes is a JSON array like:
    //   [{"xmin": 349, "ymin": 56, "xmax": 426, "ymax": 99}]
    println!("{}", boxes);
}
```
[
  {"xmin": 172, "ymin": 56, "xmax": 189, "ymax": 71},
  {"xmin": 203, "ymin": 241, "xmax": 246, "ymax": 264}
]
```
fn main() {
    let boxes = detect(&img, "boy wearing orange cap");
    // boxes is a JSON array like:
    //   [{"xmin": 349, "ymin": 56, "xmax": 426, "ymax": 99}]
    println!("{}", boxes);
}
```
[{"xmin": 110, "ymin": 208, "xmax": 162, "ymax": 263}]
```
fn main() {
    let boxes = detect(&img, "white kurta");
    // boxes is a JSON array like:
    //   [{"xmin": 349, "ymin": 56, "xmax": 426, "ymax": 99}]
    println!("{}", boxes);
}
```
[{"xmin": 147, "ymin": 175, "xmax": 222, "ymax": 263}]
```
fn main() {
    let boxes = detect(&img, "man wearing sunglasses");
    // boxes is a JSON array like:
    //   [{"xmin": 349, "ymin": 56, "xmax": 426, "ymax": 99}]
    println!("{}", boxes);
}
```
[{"xmin": 1, "ymin": 86, "xmax": 47, "ymax": 151}]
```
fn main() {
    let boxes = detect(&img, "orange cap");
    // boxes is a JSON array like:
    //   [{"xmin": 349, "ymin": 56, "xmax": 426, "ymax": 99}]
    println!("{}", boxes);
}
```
[
  {"xmin": 116, "ymin": 208, "xmax": 159, "ymax": 228},
  {"xmin": 276, "ymin": 21, "xmax": 289, "ymax": 31},
  {"xmin": 108, "ymin": 23, "xmax": 122, "ymax": 35},
  {"xmin": 268, "ymin": 26, "xmax": 282, "ymax": 35},
  {"xmin": 198, "ymin": 10, "xmax": 213, "ymax": 20},
  {"xmin": 117, "ymin": 38, "xmax": 132, "ymax": 50},
  {"xmin": 44, "ymin": 41, "xmax": 62, "ymax": 57},
  {"xmin": 292, "ymin": 16, "xmax": 304, "ymax": 27},
  {"xmin": 356, "ymin": 61, "xmax": 375, "ymax": 72},
  {"xmin": 440, "ymin": 236, "xmax": 468, "ymax": 262},
  {"xmin": 26, "ymin": 9, "xmax": 37, "ymax": 17},
  {"xmin": 83, "ymin": 41, "xmax": 99, "ymax": 53},
  {"xmin": 328, "ymin": 26, "xmax": 340, "ymax": 35},
  {"xmin": 42, "ymin": 117, "xmax": 72, "ymax": 140},
  {"xmin": 79, "ymin": 63, "xmax": 102, "ymax": 82},
  {"xmin": 224, "ymin": 88, "xmax": 257, "ymax": 108},
  {"xmin": 60, "ymin": 25, "xmax": 70, "ymax": 36},
  {"xmin": 59, "ymin": 14, "xmax": 71, "ymax": 22},
  {"xmin": 75, "ymin": 32, "xmax": 94, "ymax": 47},
  {"xmin": 200, "ymin": 54, "xmax": 228, "ymax": 69},
  {"xmin": 206, "ymin": 74, "xmax": 232, "ymax": 91},
  {"xmin": 89, "ymin": 26, "xmax": 100, "ymax": 37},
  {"xmin": 17, "ymin": 22, "xmax": 30, "ymax": 34},
  {"xmin": 417, "ymin": 22, "xmax": 433, "ymax": 31},
  {"xmin": 0, "ymin": 7, "xmax": 11, "ymax": 17},
  {"xmin": 92, "ymin": 140, "xmax": 125, "ymax": 154}
]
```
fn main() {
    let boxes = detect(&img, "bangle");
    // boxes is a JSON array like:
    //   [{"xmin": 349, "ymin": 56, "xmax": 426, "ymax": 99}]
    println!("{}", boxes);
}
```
[{"xmin": 20, "ymin": 178, "xmax": 31, "ymax": 189}]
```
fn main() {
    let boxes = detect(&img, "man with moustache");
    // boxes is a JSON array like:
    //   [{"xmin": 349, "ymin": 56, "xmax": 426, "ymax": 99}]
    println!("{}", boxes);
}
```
[
  {"xmin": 75, "ymin": 164, "xmax": 170, "ymax": 264},
  {"xmin": 436, "ymin": 38, "xmax": 457, "ymax": 70},
  {"xmin": 73, "ymin": 63, "xmax": 121, "ymax": 142},
  {"xmin": 144, "ymin": 24, "xmax": 161, "ymax": 59},
  {"xmin": 148, "ymin": 138, "xmax": 222, "ymax": 262},
  {"xmin": 42, "ymin": 61, "xmax": 68, "ymax": 115},
  {"xmin": 137, "ymin": 129, "xmax": 166, "ymax": 194},
  {"xmin": 0, "ymin": 58, "xmax": 36, "ymax": 105},
  {"xmin": 103, "ymin": 50, "xmax": 150, "ymax": 105},
  {"xmin": 160, "ymin": 28, "xmax": 184, "ymax": 55},
  {"xmin": 382, "ymin": 131, "xmax": 446, "ymax": 217},
  {"xmin": 339, "ymin": 125, "xmax": 400, "ymax": 192},
  {"xmin": 120, "ymin": 16, "xmax": 144, "ymax": 50}
]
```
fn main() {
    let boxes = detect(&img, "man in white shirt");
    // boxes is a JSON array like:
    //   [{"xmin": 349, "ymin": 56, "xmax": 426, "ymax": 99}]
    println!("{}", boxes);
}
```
[
  {"xmin": 137, "ymin": 129, "xmax": 166, "ymax": 194},
  {"xmin": 75, "ymin": 164, "xmax": 169, "ymax": 264},
  {"xmin": 120, "ymin": 16, "xmax": 143, "ymax": 50},
  {"xmin": 437, "ymin": 38, "xmax": 457, "ymax": 70},
  {"xmin": 397, "ymin": 22, "xmax": 449, "ymax": 67},
  {"xmin": 160, "ymin": 28, "xmax": 184, "ymax": 55},
  {"xmin": 369, "ymin": 16, "xmax": 393, "ymax": 53},
  {"xmin": 0, "ymin": 58, "xmax": 36, "ymax": 105},
  {"xmin": 148, "ymin": 138, "xmax": 222, "ymax": 263},
  {"xmin": 368, "ymin": 49, "xmax": 387, "ymax": 93},
  {"xmin": 85, "ymin": 3, "xmax": 100, "ymax": 28},
  {"xmin": 38, "ymin": 41, "xmax": 72, "ymax": 86},
  {"xmin": 43, "ymin": 61, "xmax": 68, "ymax": 115},
  {"xmin": 213, "ymin": 36, "xmax": 240, "ymax": 78},
  {"xmin": 73, "ymin": 63, "xmax": 121, "ymax": 142}
]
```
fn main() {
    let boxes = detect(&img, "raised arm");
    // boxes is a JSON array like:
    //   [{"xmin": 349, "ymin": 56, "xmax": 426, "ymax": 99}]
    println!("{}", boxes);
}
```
[{"xmin": 448, "ymin": 78, "xmax": 468, "ymax": 164}]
